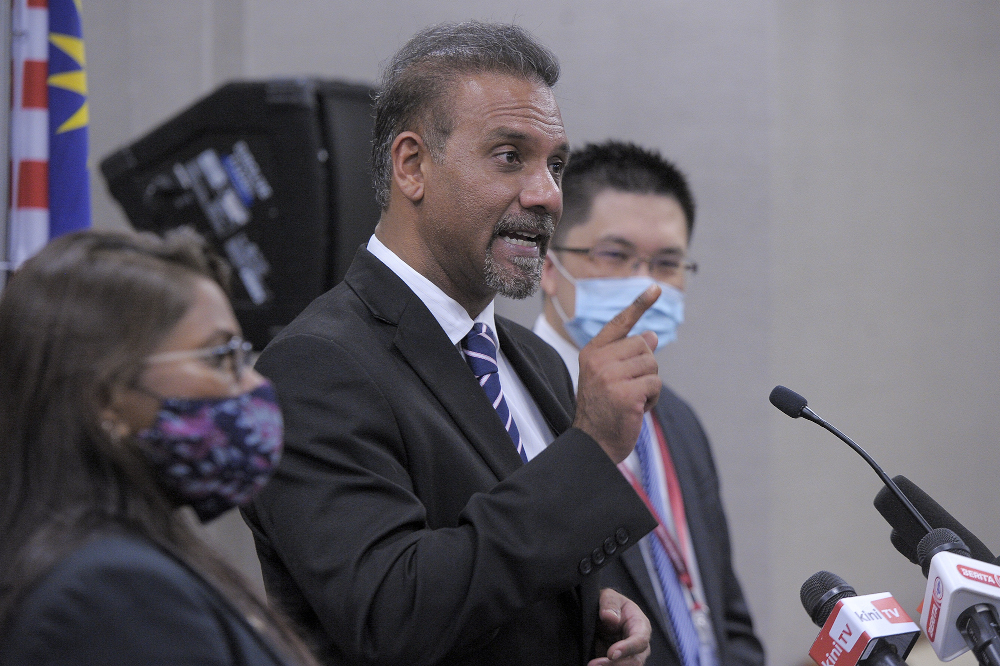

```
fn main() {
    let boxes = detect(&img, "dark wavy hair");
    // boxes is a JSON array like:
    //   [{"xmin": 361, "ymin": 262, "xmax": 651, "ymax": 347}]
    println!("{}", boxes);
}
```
[
  {"xmin": 0, "ymin": 228, "xmax": 317, "ymax": 664},
  {"xmin": 372, "ymin": 20, "xmax": 560, "ymax": 210}
]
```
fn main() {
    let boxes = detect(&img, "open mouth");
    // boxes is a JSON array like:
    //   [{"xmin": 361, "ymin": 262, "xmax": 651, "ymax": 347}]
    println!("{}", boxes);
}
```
[
  {"xmin": 493, "ymin": 212, "xmax": 554, "ymax": 257},
  {"xmin": 499, "ymin": 230, "xmax": 543, "ymax": 247}
]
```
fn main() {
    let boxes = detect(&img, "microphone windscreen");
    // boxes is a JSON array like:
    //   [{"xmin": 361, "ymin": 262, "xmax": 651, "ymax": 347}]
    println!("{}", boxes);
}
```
[
  {"xmin": 917, "ymin": 527, "xmax": 972, "ymax": 577},
  {"xmin": 873, "ymin": 475, "xmax": 995, "ymax": 564},
  {"xmin": 770, "ymin": 385, "xmax": 808, "ymax": 418},
  {"xmin": 800, "ymin": 570, "xmax": 856, "ymax": 627},
  {"xmin": 889, "ymin": 529, "xmax": 919, "ymax": 565}
]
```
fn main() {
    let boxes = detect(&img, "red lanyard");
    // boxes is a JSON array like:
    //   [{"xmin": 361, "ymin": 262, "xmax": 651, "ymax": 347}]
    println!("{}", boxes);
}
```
[{"xmin": 618, "ymin": 417, "xmax": 696, "ymax": 598}]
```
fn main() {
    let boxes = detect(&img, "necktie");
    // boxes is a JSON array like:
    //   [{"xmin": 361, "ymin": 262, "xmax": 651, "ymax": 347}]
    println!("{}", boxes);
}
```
[
  {"xmin": 634, "ymin": 418, "xmax": 702, "ymax": 666},
  {"xmin": 461, "ymin": 323, "xmax": 527, "ymax": 463}
]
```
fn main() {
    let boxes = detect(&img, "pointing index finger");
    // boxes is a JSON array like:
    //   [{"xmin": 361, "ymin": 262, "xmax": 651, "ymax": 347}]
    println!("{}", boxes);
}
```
[{"xmin": 587, "ymin": 284, "xmax": 661, "ymax": 348}]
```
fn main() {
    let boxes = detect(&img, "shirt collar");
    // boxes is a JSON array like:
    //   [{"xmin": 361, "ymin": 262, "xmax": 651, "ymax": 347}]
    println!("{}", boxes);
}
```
[
  {"xmin": 367, "ymin": 234, "xmax": 496, "ymax": 345},
  {"xmin": 531, "ymin": 313, "xmax": 581, "ymax": 390}
]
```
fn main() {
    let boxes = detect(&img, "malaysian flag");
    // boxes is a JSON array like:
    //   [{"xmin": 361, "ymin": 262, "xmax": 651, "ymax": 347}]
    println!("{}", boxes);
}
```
[{"xmin": 7, "ymin": 0, "xmax": 90, "ymax": 269}]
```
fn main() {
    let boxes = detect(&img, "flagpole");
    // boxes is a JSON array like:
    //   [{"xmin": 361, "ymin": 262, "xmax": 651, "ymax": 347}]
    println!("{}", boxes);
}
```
[{"xmin": 1, "ymin": 0, "xmax": 13, "ymax": 292}]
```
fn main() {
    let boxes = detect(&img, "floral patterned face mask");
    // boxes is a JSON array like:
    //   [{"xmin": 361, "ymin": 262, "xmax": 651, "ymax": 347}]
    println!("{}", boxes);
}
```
[{"xmin": 135, "ymin": 381, "xmax": 284, "ymax": 521}]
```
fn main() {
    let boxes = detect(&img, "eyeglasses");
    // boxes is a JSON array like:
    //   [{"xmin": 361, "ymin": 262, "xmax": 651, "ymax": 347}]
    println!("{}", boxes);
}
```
[
  {"xmin": 550, "ymin": 243, "xmax": 698, "ymax": 281},
  {"xmin": 145, "ymin": 336, "xmax": 255, "ymax": 381}
]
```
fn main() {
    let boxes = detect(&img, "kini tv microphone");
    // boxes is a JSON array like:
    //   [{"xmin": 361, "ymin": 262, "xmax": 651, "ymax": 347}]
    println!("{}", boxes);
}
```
[
  {"xmin": 873, "ymin": 475, "xmax": 995, "ymax": 566},
  {"xmin": 768, "ymin": 386, "xmax": 932, "ymax": 536},
  {"xmin": 916, "ymin": 528, "xmax": 1000, "ymax": 666},
  {"xmin": 800, "ymin": 571, "xmax": 919, "ymax": 666}
]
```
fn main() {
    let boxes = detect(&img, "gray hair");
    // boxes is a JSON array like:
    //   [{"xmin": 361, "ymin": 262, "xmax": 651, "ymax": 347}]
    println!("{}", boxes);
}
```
[{"xmin": 372, "ymin": 21, "xmax": 560, "ymax": 210}]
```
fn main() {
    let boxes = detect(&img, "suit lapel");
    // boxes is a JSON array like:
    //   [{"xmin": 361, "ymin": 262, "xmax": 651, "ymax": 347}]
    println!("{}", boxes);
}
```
[
  {"xmin": 346, "ymin": 248, "xmax": 523, "ymax": 482},
  {"xmin": 394, "ymin": 303, "xmax": 523, "ymax": 480},
  {"xmin": 494, "ymin": 318, "xmax": 592, "ymax": 652}
]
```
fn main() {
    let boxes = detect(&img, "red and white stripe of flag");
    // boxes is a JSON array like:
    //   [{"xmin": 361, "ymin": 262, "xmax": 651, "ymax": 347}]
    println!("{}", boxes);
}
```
[{"xmin": 8, "ymin": 0, "xmax": 50, "ymax": 268}]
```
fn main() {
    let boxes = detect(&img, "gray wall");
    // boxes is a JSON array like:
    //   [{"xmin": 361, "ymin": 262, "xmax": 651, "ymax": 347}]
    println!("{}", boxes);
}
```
[{"xmin": 79, "ymin": 2, "xmax": 1000, "ymax": 664}]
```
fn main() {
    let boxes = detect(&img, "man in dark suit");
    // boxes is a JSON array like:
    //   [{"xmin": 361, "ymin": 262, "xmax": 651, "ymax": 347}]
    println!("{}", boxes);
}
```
[
  {"xmin": 534, "ymin": 141, "xmax": 765, "ymax": 666},
  {"xmin": 241, "ymin": 22, "xmax": 665, "ymax": 666}
]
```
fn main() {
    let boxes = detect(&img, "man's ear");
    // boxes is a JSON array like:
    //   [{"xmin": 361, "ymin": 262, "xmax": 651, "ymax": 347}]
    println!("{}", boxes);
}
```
[
  {"xmin": 540, "ymin": 254, "xmax": 558, "ymax": 297},
  {"xmin": 391, "ymin": 131, "xmax": 428, "ymax": 203}
]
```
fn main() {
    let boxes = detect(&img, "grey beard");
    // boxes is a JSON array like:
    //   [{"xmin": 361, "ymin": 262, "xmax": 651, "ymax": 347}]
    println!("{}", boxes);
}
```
[
  {"xmin": 483, "ymin": 212, "xmax": 553, "ymax": 299},
  {"xmin": 484, "ymin": 251, "xmax": 544, "ymax": 300}
]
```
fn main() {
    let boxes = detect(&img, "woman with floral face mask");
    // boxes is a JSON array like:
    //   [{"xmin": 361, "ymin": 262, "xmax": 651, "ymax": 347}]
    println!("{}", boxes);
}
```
[{"xmin": 0, "ymin": 229, "xmax": 318, "ymax": 666}]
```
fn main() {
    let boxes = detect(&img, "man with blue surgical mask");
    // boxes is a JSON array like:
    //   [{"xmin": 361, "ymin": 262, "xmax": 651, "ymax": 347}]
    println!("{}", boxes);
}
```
[{"xmin": 535, "ymin": 141, "xmax": 765, "ymax": 666}]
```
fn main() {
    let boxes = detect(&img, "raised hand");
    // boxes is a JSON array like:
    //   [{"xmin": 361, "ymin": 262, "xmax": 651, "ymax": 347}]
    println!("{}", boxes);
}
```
[{"xmin": 573, "ymin": 284, "xmax": 662, "ymax": 463}]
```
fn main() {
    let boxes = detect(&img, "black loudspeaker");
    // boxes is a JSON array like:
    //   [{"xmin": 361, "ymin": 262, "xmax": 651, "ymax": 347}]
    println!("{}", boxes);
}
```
[{"xmin": 100, "ymin": 79, "xmax": 380, "ymax": 349}]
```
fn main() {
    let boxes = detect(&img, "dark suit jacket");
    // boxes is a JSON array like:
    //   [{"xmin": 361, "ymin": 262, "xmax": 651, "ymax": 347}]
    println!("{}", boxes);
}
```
[
  {"xmin": 0, "ymin": 534, "xmax": 293, "ymax": 666},
  {"xmin": 599, "ymin": 386, "xmax": 764, "ymax": 666},
  {"xmin": 242, "ymin": 248, "xmax": 656, "ymax": 666}
]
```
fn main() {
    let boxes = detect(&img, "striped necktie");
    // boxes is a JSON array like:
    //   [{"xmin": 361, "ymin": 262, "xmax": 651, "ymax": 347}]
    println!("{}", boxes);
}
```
[
  {"xmin": 461, "ymin": 323, "xmax": 528, "ymax": 463},
  {"xmin": 635, "ymin": 418, "xmax": 702, "ymax": 666}
]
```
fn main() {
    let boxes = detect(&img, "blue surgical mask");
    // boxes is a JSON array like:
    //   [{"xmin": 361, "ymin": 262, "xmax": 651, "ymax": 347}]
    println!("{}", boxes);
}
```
[{"xmin": 549, "ymin": 253, "xmax": 684, "ymax": 350}]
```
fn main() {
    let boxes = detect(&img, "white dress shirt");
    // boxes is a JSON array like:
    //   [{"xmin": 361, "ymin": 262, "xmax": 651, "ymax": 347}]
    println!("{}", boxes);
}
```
[{"xmin": 366, "ymin": 235, "xmax": 554, "ymax": 460}]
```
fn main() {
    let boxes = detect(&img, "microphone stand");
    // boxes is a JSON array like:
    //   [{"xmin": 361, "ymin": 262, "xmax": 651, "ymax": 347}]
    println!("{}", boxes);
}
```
[{"xmin": 959, "ymin": 605, "xmax": 1000, "ymax": 666}]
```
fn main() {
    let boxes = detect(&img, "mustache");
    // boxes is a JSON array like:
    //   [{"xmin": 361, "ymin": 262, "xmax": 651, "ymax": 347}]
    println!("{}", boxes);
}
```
[{"xmin": 493, "ymin": 211, "xmax": 555, "ymax": 250}]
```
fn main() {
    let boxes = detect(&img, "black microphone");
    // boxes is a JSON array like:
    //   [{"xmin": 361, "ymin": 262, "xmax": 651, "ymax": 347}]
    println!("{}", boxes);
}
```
[
  {"xmin": 915, "ymin": 528, "xmax": 1000, "ymax": 666},
  {"xmin": 801, "ymin": 571, "xmax": 858, "ymax": 626},
  {"xmin": 918, "ymin": 527, "xmax": 972, "ymax": 577},
  {"xmin": 769, "ymin": 385, "xmax": 816, "ymax": 421},
  {"xmin": 873, "ymin": 475, "xmax": 995, "ymax": 565},
  {"xmin": 800, "ymin": 571, "xmax": 918, "ymax": 666},
  {"xmin": 768, "ymin": 385, "xmax": 932, "ymax": 534}
]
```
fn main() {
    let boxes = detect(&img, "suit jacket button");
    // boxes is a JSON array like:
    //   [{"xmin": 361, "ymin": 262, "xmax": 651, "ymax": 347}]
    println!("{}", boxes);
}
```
[
  {"xmin": 615, "ymin": 527, "xmax": 630, "ymax": 545},
  {"xmin": 603, "ymin": 537, "xmax": 618, "ymax": 555},
  {"xmin": 591, "ymin": 548, "xmax": 606, "ymax": 566},
  {"xmin": 579, "ymin": 558, "xmax": 593, "ymax": 575}
]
